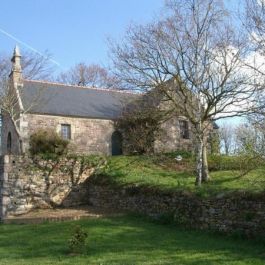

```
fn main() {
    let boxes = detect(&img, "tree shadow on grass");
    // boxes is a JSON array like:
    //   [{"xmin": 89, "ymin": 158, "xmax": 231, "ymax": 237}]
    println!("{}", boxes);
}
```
[
  {"xmin": 107, "ymin": 156, "xmax": 141, "ymax": 172},
  {"xmin": 102, "ymin": 156, "xmax": 194, "ymax": 191},
  {"xmin": 207, "ymin": 172, "xmax": 265, "ymax": 194},
  {"xmin": 86, "ymin": 216, "xmax": 265, "ymax": 264},
  {"xmin": 0, "ymin": 215, "xmax": 264, "ymax": 264}
]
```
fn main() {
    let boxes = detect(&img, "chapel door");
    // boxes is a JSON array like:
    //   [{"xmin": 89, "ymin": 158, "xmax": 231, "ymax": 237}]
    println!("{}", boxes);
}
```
[{"xmin": 111, "ymin": 131, "xmax": 123, "ymax": 156}]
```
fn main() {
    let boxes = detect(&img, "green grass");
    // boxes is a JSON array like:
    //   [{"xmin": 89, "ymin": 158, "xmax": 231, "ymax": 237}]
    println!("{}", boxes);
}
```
[
  {"xmin": 99, "ymin": 155, "xmax": 265, "ymax": 196},
  {"xmin": 0, "ymin": 215, "xmax": 264, "ymax": 264}
]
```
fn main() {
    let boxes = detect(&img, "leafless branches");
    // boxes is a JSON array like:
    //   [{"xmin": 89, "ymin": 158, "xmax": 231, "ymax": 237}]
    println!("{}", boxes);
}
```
[
  {"xmin": 57, "ymin": 63, "xmax": 118, "ymax": 88},
  {"xmin": 0, "ymin": 49, "xmax": 54, "ymax": 82},
  {"xmin": 110, "ymin": 0, "xmax": 260, "ymax": 185},
  {"xmin": 219, "ymin": 123, "xmax": 234, "ymax": 155},
  {"xmin": 0, "ymin": 49, "xmax": 53, "ymax": 153},
  {"xmin": 244, "ymin": 0, "xmax": 265, "ymax": 54}
]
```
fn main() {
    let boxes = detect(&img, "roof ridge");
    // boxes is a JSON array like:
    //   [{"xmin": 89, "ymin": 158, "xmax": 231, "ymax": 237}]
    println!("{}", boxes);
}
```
[{"xmin": 23, "ymin": 79, "xmax": 139, "ymax": 95}]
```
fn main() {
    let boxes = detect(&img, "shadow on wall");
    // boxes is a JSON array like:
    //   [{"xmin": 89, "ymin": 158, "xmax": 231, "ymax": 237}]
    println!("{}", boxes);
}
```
[
  {"xmin": 0, "ymin": 155, "xmax": 106, "ymax": 218},
  {"xmin": 0, "ymin": 156, "xmax": 4, "ymax": 219}
]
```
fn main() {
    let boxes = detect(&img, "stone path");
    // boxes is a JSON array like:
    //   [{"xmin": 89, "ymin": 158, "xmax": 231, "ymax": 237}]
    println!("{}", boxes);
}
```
[{"xmin": 3, "ymin": 206, "xmax": 121, "ymax": 224}]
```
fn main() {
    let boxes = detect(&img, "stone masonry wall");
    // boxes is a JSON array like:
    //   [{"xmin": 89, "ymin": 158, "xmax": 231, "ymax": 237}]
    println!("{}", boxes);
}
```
[
  {"xmin": 0, "ymin": 155, "xmax": 94, "ymax": 219},
  {"xmin": 17, "ymin": 113, "xmax": 194, "ymax": 155},
  {"xmin": 1, "ymin": 154, "xmax": 264, "ymax": 237},
  {"xmin": 154, "ymin": 117, "xmax": 193, "ymax": 153},
  {"xmin": 88, "ymin": 182, "xmax": 265, "ymax": 237},
  {"xmin": 1, "ymin": 112, "xmax": 21, "ymax": 155},
  {"xmin": 20, "ymin": 113, "xmax": 115, "ymax": 155}
]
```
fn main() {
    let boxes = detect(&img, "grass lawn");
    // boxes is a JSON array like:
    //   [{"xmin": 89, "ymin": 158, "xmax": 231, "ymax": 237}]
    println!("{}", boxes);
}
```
[
  {"xmin": 100, "ymin": 155, "xmax": 265, "ymax": 196},
  {"xmin": 0, "ymin": 215, "xmax": 264, "ymax": 265}
]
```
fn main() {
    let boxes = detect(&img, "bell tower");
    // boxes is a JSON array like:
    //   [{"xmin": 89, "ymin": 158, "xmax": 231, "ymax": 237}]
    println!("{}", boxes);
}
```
[{"xmin": 9, "ymin": 45, "xmax": 22, "ymax": 84}]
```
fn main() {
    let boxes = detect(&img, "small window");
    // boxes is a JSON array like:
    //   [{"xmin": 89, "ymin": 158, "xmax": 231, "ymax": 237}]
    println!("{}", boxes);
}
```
[
  {"xmin": 7, "ymin": 132, "xmax": 12, "ymax": 153},
  {"xmin": 61, "ymin": 124, "xmax": 71, "ymax": 140},
  {"xmin": 179, "ymin": 120, "xmax": 189, "ymax": 139}
]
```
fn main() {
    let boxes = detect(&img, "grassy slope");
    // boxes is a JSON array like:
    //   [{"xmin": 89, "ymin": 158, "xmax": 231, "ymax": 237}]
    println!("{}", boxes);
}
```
[
  {"xmin": 0, "ymin": 215, "xmax": 264, "ymax": 265},
  {"xmin": 100, "ymin": 155, "xmax": 265, "ymax": 196}
]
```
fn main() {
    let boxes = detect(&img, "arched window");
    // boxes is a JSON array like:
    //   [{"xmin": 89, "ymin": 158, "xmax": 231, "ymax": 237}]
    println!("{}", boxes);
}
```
[
  {"xmin": 7, "ymin": 132, "xmax": 12, "ymax": 154},
  {"xmin": 111, "ymin": 131, "xmax": 123, "ymax": 156}
]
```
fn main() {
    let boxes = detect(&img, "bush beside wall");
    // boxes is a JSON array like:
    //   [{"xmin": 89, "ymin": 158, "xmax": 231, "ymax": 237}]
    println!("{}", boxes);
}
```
[{"xmin": 0, "ymin": 155, "xmax": 103, "ymax": 218}]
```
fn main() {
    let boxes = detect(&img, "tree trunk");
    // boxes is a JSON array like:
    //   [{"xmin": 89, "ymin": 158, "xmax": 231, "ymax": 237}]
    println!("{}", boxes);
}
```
[
  {"xmin": 225, "ymin": 143, "xmax": 229, "ymax": 155},
  {"xmin": 202, "ymin": 142, "xmax": 210, "ymax": 182},
  {"xmin": 195, "ymin": 137, "xmax": 203, "ymax": 186}
]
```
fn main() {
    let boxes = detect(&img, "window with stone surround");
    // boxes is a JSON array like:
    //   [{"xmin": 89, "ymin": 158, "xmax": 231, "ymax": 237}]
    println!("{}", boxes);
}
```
[
  {"xmin": 179, "ymin": 120, "xmax": 189, "ymax": 139},
  {"xmin": 7, "ymin": 132, "xmax": 12, "ymax": 153},
  {"xmin": 61, "ymin": 124, "xmax": 71, "ymax": 140}
]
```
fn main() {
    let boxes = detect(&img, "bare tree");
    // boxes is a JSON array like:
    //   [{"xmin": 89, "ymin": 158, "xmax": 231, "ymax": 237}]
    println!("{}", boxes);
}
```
[
  {"xmin": 234, "ymin": 121, "xmax": 265, "ymax": 155},
  {"xmin": 0, "ymin": 47, "xmax": 54, "ymax": 153},
  {"xmin": 110, "ymin": 0, "xmax": 259, "ymax": 185},
  {"xmin": 219, "ymin": 123, "xmax": 234, "ymax": 155},
  {"xmin": 0, "ymin": 49, "xmax": 54, "ymax": 82},
  {"xmin": 116, "ymin": 91, "xmax": 172, "ymax": 154},
  {"xmin": 0, "ymin": 79, "xmax": 46, "ymax": 153},
  {"xmin": 242, "ymin": 0, "xmax": 265, "ymax": 136},
  {"xmin": 57, "ymin": 63, "xmax": 118, "ymax": 88},
  {"xmin": 244, "ymin": 0, "xmax": 265, "ymax": 54}
]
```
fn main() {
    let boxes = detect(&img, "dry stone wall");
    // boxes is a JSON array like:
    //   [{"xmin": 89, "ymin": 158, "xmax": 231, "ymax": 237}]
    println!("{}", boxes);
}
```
[
  {"xmin": 0, "ymin": 155, "xmax": 93, "ymax": 218},
  {"xmin": 2, "ymin": 155, "xmax": 264, "ymax": 238},
  {"xmin": 88, "ymin": 182, "xmax": 265, "ymax": 237}
]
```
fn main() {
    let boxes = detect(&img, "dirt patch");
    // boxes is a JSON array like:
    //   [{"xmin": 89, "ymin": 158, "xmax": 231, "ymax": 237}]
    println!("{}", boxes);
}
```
[{"xmin": 4, "ymin": 206, "xmax": 122, "ymax": 224}]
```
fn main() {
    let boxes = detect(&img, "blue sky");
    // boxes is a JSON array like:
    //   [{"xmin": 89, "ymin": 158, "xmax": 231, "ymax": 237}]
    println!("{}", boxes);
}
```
[
  {"xmin": 0, "ymin": 0, "xmax": 164, "ymax": 71},
  {"xmin": 0, "ymin": 0, "xmax": 243, "ymax": 126},
  {"xmin": 0, "ymin": 0, "xmax": 240, "ymax": 71}
]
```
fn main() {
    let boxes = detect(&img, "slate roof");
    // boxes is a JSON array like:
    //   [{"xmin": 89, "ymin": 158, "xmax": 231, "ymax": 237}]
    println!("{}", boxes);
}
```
[{"xmin": 20, "ymin": 80, "xmax": 139, "ymax": 119}]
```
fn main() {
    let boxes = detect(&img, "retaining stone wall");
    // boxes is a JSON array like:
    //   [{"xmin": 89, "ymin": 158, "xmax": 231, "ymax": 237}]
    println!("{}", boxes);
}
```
[
  {"xmin": 0, "ymin": 155, "xmax": 92, "ymax": 219},
  {"xmin": 1, "ymin": 155, "xmax": 264, "ymax": 238},
  {"xmin": 88, "ymin": 182, "xmax": 265, "ymax": 237}
]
